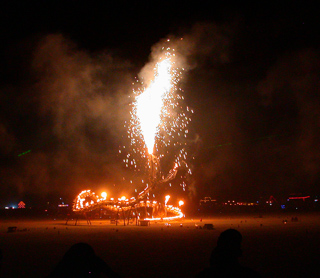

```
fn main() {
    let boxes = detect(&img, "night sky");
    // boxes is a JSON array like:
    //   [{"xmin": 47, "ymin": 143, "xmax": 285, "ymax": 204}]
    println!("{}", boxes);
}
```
[{"xmin": 0, "ymin": 1, "xmax": 319, "ymax": 206}]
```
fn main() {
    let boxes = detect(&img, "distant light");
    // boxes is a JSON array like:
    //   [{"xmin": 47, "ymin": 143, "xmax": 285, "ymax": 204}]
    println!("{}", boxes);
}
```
[
  {"xmin": 281, "ymin": 205, "xmax": 285, "ymax": 209},
  {"xmin": 289, "ymin": 196, "xmax": 310, "ymax": 201},
  {"xmin": 18, "ymin": 201, "xmax": 26, "ymax": 209}
]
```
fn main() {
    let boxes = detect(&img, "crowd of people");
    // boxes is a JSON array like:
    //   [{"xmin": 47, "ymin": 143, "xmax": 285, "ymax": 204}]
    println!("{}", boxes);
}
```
[{"xmin": 1, "ymin": 229, "xmax": 260, "ymax": 277}]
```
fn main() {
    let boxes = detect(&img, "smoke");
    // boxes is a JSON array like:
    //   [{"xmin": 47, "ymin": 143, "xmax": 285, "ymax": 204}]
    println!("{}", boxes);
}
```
[
  {"xmin": 0, "ymin": 34, "xmax": 136, "ymax": 203},
  {"xmin": 32, "ymin": 34, "xmax": 132, "ymax": 141},
  {"xmin": 176, "ymin": 22, "xmax": 233, "ymax": 69},
  {"xmin": 138, "ymin": 21, "xmax": 234, "ymax": 87},
  {"xmin": 163, "ymin": 23, "xmax": 320, "ymax": 200},
  {"xmin": 192, "ymin": 47, "xmax": 320, "ymax": 199},
  {"xmin": 1, "ymin": 18, "xmax": 318, "ymax": 205},
  {"xmin": 257, "ymin": 48, "xmax": 320, "ymax": 191}
]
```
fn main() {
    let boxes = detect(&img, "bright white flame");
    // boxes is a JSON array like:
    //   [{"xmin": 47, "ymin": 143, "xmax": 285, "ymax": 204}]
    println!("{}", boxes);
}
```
[
  {"xmin": 179, "ymin": 200, "xmax": 184, "ymax": 206},
  {"xmin": 165, "ymin": 195, "xmax": 170, "ymax": 205},
  {"xmin": 136, "ymin": 58, "xmax": 173, "ymax": 154},
  {"xmin": 101, "ymin": 192, "xmax": 107, "ymax": 200}
]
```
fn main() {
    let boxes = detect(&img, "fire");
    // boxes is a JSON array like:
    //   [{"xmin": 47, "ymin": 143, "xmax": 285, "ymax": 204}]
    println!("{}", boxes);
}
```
[
  {"xmin": 72, "ymin": 40, "xmax": 194, "ymax": 224},
  {"xmin": 165, "ymin": 195, "xmax": 170, "ymax": 205},
  {"xmin": 72, "ymin": 190, "xmax": 184, "ymax": 222},
  {"xmin": 135, "ymin": 57, "xmax": 173, "ymax": 154},
  {"xmin": 101, "ymin": 192, "xmax": 107, "ymax": 200}
]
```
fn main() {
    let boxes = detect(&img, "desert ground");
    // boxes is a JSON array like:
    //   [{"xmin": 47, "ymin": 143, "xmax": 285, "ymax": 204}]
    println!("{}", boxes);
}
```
[{"xmin": 0, "ymin": 213, "xmax": 319, "ymax": 277}]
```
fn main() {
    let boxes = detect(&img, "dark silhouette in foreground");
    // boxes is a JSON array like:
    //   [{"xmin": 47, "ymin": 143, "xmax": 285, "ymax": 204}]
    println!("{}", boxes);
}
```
[
  {"xmin": 197, "ymin": 229, "xmax": 260, "ymax": 277},
  {"xmin": 47, "ymin": 242, "xmax": 121, "ymax": 278}
]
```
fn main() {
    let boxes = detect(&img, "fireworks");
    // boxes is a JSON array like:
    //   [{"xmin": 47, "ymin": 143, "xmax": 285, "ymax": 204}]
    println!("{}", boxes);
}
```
[
  {"xmin": 72, "ymin": 40, "xmax": 193, "ymax": 223},
  {"xmin": 135, "ymin": 57, "xmax": 173, "ymax": 155},
  {"xmin": 126, "ymin": 42, "xmax": 193, "ymax": 195}
]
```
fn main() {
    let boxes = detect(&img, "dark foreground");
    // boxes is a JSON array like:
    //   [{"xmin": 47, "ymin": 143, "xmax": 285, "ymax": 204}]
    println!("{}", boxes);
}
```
[{"xmin": 0, "ymin": 213, "xmax": 319, "ymax": 277}]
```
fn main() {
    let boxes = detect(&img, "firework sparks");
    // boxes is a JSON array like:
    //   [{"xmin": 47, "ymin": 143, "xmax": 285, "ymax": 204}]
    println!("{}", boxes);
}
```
[{"xmin": 126, "ymin": 42, "xmax": 193, "ymax": 196}]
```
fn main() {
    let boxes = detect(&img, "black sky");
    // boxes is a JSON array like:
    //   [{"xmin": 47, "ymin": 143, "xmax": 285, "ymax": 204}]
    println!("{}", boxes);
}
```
[{"xmin": 0, "ymin": 1, "xmax": 319, "ymax": 206}]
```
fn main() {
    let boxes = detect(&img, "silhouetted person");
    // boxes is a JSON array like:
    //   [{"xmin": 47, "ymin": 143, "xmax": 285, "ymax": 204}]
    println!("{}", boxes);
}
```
[
  {"xmin": 47, "ymin": 242, "xmax": 121, "ymax": 278},
  {"xmin": 197, "ymin": 229, "xmax": 260, "ymax": 277}
]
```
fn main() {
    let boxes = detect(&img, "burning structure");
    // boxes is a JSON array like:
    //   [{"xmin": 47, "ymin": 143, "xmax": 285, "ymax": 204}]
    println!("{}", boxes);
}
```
[{"xmin": 72, "ymin": 40, "xmax": 192, "ymax": 224}]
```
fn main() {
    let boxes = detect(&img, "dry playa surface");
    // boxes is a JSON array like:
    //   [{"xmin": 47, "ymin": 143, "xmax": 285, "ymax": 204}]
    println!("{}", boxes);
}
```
[{"xmin": 0, "ymin": 213, "xmax": 319, "ymax": 277}]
